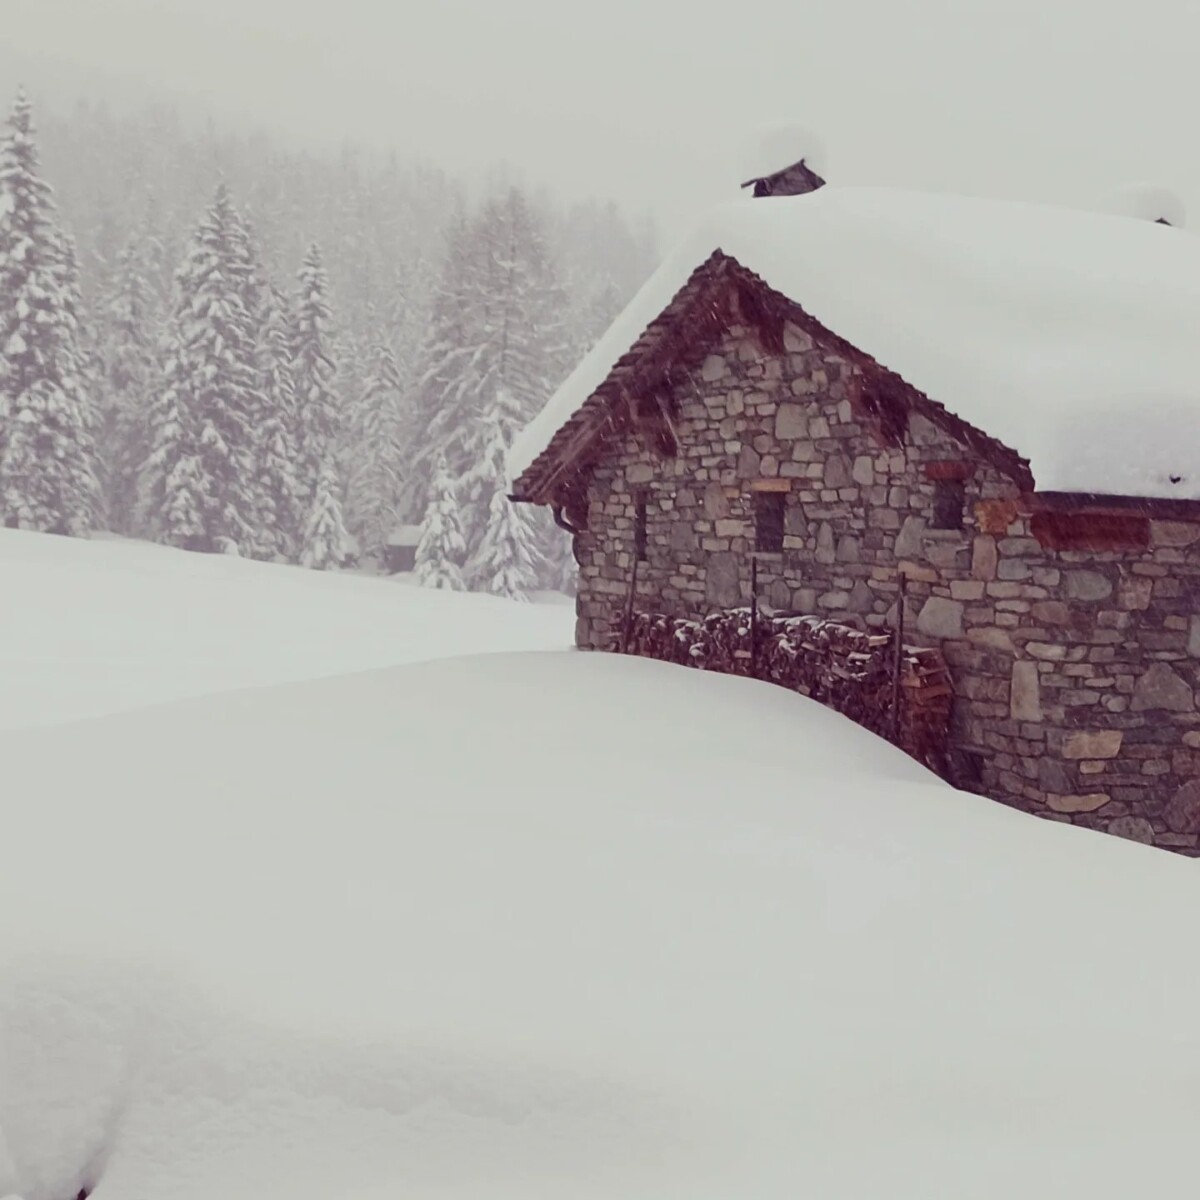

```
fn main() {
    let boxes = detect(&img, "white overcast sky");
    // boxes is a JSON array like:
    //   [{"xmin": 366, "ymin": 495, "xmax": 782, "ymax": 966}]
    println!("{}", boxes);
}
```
[{"xmin": 1, "ymin": 0, "xmax": 1197, "ymax": 230}]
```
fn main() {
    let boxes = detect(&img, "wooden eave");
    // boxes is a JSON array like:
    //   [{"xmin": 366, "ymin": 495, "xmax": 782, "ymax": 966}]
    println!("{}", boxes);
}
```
[{"xmin": 511, "ymin": 251, "xmax": 1039, "ymax": 507}]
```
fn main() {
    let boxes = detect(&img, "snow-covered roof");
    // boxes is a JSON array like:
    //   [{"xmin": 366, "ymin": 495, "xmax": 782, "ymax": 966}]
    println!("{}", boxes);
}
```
[
  {"xmin": 511, "ymin": 187, "xmax": 1200, "ymax": 501},
  {"xmin": 387, "ymin": 524, "xmax": 422, "ymax": 546}
]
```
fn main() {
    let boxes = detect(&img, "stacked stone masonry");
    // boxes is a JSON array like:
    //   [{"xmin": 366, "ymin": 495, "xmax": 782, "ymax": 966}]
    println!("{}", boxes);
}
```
[{"xmin": 572, "ymin": 319, "xmax": 1200, "ymax": 853}]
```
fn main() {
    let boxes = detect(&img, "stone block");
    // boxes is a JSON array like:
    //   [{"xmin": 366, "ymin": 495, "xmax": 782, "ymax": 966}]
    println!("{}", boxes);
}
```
[
  {"xmin": 1150, "ymin": 520, "xmax": 1200, "ymax": 548},
  {"xmin": 851, "ymin": 456, "xmax": 875, "ymax": 486},
  {"xmin": 1062, "ymin": 730, "xmax": 1123, "ymax": 760},
  {"xmin": 1189, "ymin": 615, "xmax": 1200, "ymax": 657},
  {"xmin": 1132, "ymin": 662, "xmax": 1195, "ymax": 712},
  {"xmin": 626, "ymin": 462, "xmax": 654, "ymax": 485},
  {"xmin": 1046, "ymin": 792, "xmax": 1111, "ymax": 814},
  {"xmin": 774, "ymin": 403, "xmax": 809, "ymax": 440},
  {"xmin": 917, "ymin": 596, "xmax": 964, "ymax": 639},
  {"xmin": 736, "ymin": 444, "xmax": 760, "ymax": 478},
  {"xmin": 1031, "ymin": 601, "xmax": 1070, "ymax": 625},
  {"xmin": 1010, "ymin": 661, "xmax": 1042, "ymax": 721},
  {"xmin": 968, "ymin": 626, "xmax": 1017, "ymax": 655},
  {"xmin": 950, "ymin": 580, "xmax": 986, "ymax": 601},
  {"xmin": 835, "ymin": 535, "xmax": 860, "ymax": 563},
  {"xmin": 715, "ymin": 519, "xmax": 742, "ymax": 538},
  {"xmin": 815, "ymin": 522, "xmax": 836, "ymax": 564},
  {"xmin": 1108, "ymin": 816, "xmax": 1156, "ymax": 845},
  {"xmin": 895, "ymin": 516, "xmax": 926, "ymax": 558},
  {"xmin": 1165, "ymin": 781, "xmax": 1200, "ymax": 834},
  {"xmin": 824, "ymin": 454, "xmax": 852, "ymax": 489},
  {"xmin": 1117, "ymin": 574, "xmax": 1154, "ymax": 611},
  {"xmin": 703, "ymin": 482, "xmax": 729, "ymax": 520},
  {"xmin": 970, "ymin": 535, "xmax": 998, "ymax": 581},
  {"xmin": 701, "ymin": 354, "xmax": 726, "ymax": 381},
  {"xmin": 1066, "ymin": 570, "xmax": 1113, "ymax": 601},
  {"xmin": 705, "ymin": 552, "xmax": 742, "ymax": 608},
  {"xmin": 1026, "ymin": 642, "xmax": 1067, "ymax": 661}
]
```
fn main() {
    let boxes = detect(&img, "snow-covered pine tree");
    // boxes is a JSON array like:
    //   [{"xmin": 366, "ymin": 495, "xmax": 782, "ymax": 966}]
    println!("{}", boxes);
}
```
[
  {"xmin": 401, "ymin": 209, "xmax": 485, "ymax": 520},
  {"xmin": 97, "ymin": 231, "xmax": 160, "ymax": 534},
  {"xmin": 413, "ymin": 451, "xmax": 466, "ymax": 590},
  {"xmin": 299, "ymin": 455, "xmax": 349, "ymax": 570},
  {"xmin": 140, "ymin": 183, "xmax": 263, "ymax": 553},
  {"xmin": 464, "ymin": 410, "xmax": 542, "ymax": 599},
  {"xmin": 254, "ymin": 285, "xmax": 303, "ymax": 560},
  {"xmin": 345, "ymin": 340, "xmax": 407, "ymax": 561},
  {"xmin": 291, "ymin": 243, "xmax": 343, "ymax": 506},
  {"xmin": 0, "ymin": 89, "xmax": 100, "ymax": 536}
]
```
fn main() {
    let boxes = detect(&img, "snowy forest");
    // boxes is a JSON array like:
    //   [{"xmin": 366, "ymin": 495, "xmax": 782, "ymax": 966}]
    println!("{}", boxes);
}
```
[{"xmin": 0, "ymin": 89, "xmax": 657, "ymax": 596}]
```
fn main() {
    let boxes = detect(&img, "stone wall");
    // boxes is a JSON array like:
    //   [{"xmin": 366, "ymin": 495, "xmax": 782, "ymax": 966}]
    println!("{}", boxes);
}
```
[{"xmin": 572, "ymin": 318, "xmax": 1200, "ymax": 853}]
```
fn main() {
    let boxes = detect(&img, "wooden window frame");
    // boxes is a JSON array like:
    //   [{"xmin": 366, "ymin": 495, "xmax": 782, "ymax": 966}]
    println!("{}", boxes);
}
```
[{"xmin": 754, "ymin": 490, "xmax": 786, "ymax": 554}]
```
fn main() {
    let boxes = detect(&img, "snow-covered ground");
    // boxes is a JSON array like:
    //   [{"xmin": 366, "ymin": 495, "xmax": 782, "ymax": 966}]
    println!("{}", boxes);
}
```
[
  {"xmin": 4, "ymin": 530, "xmax": 1200, "ymax": 1200},
  {"xmin": 0, "ymin": 529, "xmax": 572, "ymax": 728}
]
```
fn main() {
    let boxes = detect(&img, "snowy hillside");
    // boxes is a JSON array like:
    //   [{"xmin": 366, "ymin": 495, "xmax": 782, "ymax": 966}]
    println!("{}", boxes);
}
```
[
  {"xmin": 0, "ymin": 530, "xmax": 572, "ymax": 727},
  {"xmin": 4, "ymin": 532, "xmax": 1200, "ymax": 1200}
]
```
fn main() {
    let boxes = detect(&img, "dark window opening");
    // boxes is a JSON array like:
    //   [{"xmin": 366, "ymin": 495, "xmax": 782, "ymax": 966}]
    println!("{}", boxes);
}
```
[
  {"xmin": 754, "ymin": 492, "xmax": 786, "ymax": 553},
  {"xmin": 633, "ymin": 496, "xmax": 648, "ymax": 561},
  {"xmin": 930, "ymin": 479, "xmax": 966, "ymax": 531}
]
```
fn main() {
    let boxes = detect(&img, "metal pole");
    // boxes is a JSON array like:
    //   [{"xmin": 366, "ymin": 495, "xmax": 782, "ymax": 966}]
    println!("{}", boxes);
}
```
[
  {"xmin": 619, "ymin": 555, "xmax": 640, "ymax": 655},
  {"xmin": 749, "ymin": 555, "xmax": 760, "ymax": 677},
  {"xmin": 891, "ymin": 570, "xmax": 907, "ymax": 742}
]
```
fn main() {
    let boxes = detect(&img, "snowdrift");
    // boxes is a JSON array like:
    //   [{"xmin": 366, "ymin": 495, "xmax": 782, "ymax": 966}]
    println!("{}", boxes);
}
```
[
  {"xmin": 4, "ymin": 530, "xmax": 1200, "ymax": 1199},
  {"xmin": 5, "ymin": 646, "xmax": 1200, "ymax": 1199}
]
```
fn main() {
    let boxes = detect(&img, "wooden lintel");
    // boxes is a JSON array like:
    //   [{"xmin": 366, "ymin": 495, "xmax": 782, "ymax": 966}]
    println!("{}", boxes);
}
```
[
  {"xmin": 749, "ymin": 479, "xmax": 793, "ymax": 493},
  {"xmin": 923, "ymin": 460, "xmax": 974, "ymax": 482}
]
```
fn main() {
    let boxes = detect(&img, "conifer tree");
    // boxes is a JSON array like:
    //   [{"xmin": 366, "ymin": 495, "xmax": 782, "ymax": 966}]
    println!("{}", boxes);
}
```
[
  {"xmin": 346, "ymin": 340, "xmax": 407, "ymax": 559},
  {"xmin": 291, "ymin": 243, "xmax": 342, "ymax": 502},
  {"xmin": 465, "ymin": 414, "xmax": 542, "ymax": 599},
  {"xmin": 253, "ymin": 285, "xmax": 303, "ymax": 560},
  {"xmin": 413, "ymin": 451, "xmax": 465, "ymax": 590},
  {"xmin": 299, "ymin": 456, "xmax": 349, "ymax": 570},
  {"xmin": 140, "ymin": 184, "xmax": 263, "ymax": 553},
  {"xmin": 0, "ymin": 90, "xmax": 100, "ymax": 535},
  {"xmin": 97, "ymin": 231, "xmax": 159, "ymax": 534}
]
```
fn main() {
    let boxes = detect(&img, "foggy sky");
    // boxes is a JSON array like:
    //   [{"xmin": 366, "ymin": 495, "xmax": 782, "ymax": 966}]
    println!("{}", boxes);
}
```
[{"xmin": 2, "ymin": 0, "xmax": 1198, "ymax": 231}]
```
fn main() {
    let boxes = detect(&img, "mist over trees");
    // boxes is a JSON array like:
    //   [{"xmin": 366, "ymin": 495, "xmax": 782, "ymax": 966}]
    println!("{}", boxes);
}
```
[{"xmin": 0, "ymin": 91, "xmax": 656, "ymax": 594}]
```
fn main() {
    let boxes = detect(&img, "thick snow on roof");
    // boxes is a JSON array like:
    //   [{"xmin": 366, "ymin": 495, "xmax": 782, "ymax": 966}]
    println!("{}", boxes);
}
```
[{"xmin": 512, "ymin": 187, "xmax": 1200, "ymax": 500}]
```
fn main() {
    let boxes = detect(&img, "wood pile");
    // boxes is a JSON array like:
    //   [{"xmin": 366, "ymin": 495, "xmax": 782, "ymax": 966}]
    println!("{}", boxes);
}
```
[{"xmin": 619, "ymin": 609, "xmax": 951, "ymax": 772}]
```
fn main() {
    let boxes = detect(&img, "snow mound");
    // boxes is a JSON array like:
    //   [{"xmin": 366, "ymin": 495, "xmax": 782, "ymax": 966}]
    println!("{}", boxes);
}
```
[
  {"xmin": 5, "ymin": 648, "xmax": 1200, "ymax": 1198},
  {"xmin": 1102, "ymin": 182, "xmax": 1188, "ymax": 228},
  {"xmin": 0, "ymin": 528, "xmax": 571, "ymax": 728},
  {"xmin": 738, "ymin": 123, "xmax": 828, "ymax": 181},
  {"xmin": 512, "ymin": 186, "xmax": 1200, "ymax": 500}
]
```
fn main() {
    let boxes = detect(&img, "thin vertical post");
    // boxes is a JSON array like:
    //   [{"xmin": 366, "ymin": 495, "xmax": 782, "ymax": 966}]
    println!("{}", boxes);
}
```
[
  {"xmin": 749, "ymin": 555, "xmax": 760, "ymax": 677},
  {"xmin": 892, "ymin": 570, "xmax": 907, "ymax": 742},
  {"xmin": 619, "ymin": 555, "xmax": 640, "ymax": 655}
]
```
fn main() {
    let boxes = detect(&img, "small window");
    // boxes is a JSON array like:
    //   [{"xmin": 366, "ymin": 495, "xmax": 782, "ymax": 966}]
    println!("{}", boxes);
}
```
[
  {"xmin": 754, "ymin": 492, "xmax": 786, "ymax": 553},
  {"xmin": 633, "ymin": 496, "xmax": 648, "ymax": 561},
  {"xmin": 931, "ymin": 479, "xmax": 965, "ymax": 531}
]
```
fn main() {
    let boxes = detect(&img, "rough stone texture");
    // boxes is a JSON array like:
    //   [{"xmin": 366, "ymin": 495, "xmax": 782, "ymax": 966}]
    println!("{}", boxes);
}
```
[
  {"xmin": 1062, "ymin": 730, "xmax": 1123, "ymax": 760},
  {"xmin": 1108, "ymin": 816, "xmax": 1157, "ymax": 845},
  {"xmin": 1132, "ymin": 663, "xmax": 1195, "ymax": 713},
  {"xmin": 917, "ymin": 596, "xmax": 964, "ymax": 639},
  {"xmin": 1010, "ymin": 662, "xmax": 1042, "ymax": 722},
  {"xmin": 571, "ymin": 317, "xmax": 1200, "ymax": 856},
  {"xmin": 1165, "ymin": 781, "xmax": 1200, "ymax": 835}
]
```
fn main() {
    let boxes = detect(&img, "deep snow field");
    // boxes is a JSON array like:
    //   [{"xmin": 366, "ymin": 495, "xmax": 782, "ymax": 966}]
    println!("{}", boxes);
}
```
[{"xmin": 3, "ymin": 529, "xmax": 1200, "ymax": 1200}]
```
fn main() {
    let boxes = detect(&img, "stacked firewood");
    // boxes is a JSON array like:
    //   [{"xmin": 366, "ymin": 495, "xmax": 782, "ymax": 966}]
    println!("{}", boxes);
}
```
[{"xmin": 620, "ymin": 609, "xmax": 951, "ymax": 773}]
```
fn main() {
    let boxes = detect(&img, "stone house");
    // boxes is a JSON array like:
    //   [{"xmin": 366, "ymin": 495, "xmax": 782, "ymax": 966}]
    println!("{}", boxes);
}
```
[{"xmin": 509, "ymin": 171, "xmax": 1200, "ymax": 854}]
